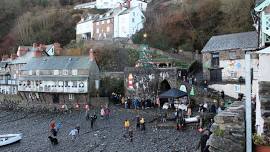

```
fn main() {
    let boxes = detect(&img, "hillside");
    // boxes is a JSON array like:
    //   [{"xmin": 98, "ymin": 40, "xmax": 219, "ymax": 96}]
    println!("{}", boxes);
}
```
[
  {"xmin": 0, "ymin": 0, "xmax": 255, "ymax": 57},
  {"xmin": 133, "ymin": 0, "xmax": 255, "ymax": 51}
]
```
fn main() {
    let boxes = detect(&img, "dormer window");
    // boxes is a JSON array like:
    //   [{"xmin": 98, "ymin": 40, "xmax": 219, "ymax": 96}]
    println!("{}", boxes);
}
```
[
  {"xmin": 29, "ymin": 70, "xmax": 33, "ymax": 75},
  {"xmin": 63, "ymin": 70, "xmax": 68, "ymax": 75},
  {"xmin": 53, "ymin": 70, "xmax": 59, "ymax": 75},
  {"xmin": 72, "ymin": 70, "xmax": 78, "ymax": 76}
]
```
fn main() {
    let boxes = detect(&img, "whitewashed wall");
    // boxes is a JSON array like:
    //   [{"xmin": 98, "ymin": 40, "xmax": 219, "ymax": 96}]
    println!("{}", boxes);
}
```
[
  {"xmin": 220, "ymin": 59, "xmax": 259, "ymax": 80},
  {"xmin": 18, "ymin": 80, "xmax": 88, "ymax": 93},
  {"xmin": 76, "ymin": 20, "xmax": 94, "ymax": 38},
  {"xmin": 209, "ymin": 80, "xmax": 258, "ymax": 99},
  {"xmin": 96, "ymin": 0, "xmax": 124, "ymax": 9},
  {"xmin": 258, "ymin": 54, "xmax": 270, "ymax": 81},
  {"xmin": 117, "ymin": 7, "xmax": 144, "ymax": 38}
]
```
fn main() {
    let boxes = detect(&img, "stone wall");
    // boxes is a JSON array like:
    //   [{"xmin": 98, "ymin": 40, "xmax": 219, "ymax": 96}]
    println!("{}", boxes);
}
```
[
  {"xmin": 207, "ymin": 101, "xmax": 245, "ymax": 152},
  {"xmin": 124, "ymin": 67, "xmax": 182, "ymax": 99},
  {"xmin": 259, "ymin": 81, "xmax": 270, "ymax": 137}
]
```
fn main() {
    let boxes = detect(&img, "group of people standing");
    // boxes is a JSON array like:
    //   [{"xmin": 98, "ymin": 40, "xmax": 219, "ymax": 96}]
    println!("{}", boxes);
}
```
[{"xmin": 123, "ymin": 115, "xmax": 146, "ymax": 142}]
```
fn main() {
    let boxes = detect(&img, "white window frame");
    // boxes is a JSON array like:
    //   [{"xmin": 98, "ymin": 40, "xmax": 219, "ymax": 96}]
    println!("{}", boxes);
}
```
[
  {"xmin": 72, "ymin": 70, "xmax": 78, "ymax": 76},
  {"xmin": 69, "ymin": 94, "xmax": 74, "ymax": 100},
  {"xmin": 229, "ymin": 51, "xmax": 236, "ymax": 60},
  {"xmin": 36, "ymin": 70, "xmax": 40, "ymax": 76},
  {"xmin": 53, "ymin": 70, "xmax": 59, "ymax": 75},
  {"xmin": 29, "ymin": 70, "xmax": 33, "ymax": 75},
  {"xmin": 63, "ymin": 70, "xmax": 68, "ymax": 75}
]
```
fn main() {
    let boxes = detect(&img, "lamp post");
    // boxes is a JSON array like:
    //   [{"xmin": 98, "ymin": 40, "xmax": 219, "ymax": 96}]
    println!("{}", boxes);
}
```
[{"xmin": 245, "ymin": 52, "xmax": 252, "ymax": 152}]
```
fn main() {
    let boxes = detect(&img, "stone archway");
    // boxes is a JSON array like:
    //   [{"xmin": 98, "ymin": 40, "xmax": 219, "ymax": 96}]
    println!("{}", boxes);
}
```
[
  {"xmin": 160, "ymin": 79, "xmax": 171, "ymax": 93},
  {"xmin": 159, "ymin": 79, "xmax": 171, "ymax": 107}
]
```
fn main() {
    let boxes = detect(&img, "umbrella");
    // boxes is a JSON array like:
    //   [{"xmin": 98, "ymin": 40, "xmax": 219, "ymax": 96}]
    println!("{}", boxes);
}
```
[
  {"xmin": 190, "ymin": 86, "xmax": 195, "ymax": 96},
  {"xmin": 159, "ymin": 88, "xmax": 188, "ymax": 99}
]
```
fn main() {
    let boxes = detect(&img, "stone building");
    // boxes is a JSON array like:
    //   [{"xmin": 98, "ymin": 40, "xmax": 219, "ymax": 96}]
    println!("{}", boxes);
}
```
[
  {"xmin": 201, "ymin": 31, "xmax": 259, "ymax": 98},
  {"xmin": 124, "ymin": 67, "xmax": 187, "ymax": 100},
  {"xmin": 17, "ymin": 50, "xmax": 100, "ymax": 106}
]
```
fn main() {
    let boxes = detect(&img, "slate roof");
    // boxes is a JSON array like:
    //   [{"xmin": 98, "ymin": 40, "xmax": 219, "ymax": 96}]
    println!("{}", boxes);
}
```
[
  {"xmin": 256, "ymin": 0, "xmax": 265, "ymax": 6},
  {"xmin": 11, "ymin": 51, "xmax": 36, "ymax": 64},
  {"xmin": 20, "ymin": 56, "xmax": 99, "ymax": 72},
  {"xmin": 201, "ymin": 31, "xmax": 258, "ymax": 53},
  {"xmin": 0, "ymin": 62, "xmax": 8, "ymax": 68},
  {"xmin": 95, "ymin": 8, "xmax": 124, "ymax": 21},
  {"xmin": 119, "ymin": 7, "xmax": 137, "ymax": 15}
]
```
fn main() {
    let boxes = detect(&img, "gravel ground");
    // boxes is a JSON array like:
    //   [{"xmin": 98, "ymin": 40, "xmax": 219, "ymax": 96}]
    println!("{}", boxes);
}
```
[{"xmin": 0, "ymin": 106, "xmax": 200, "ymax": 152}]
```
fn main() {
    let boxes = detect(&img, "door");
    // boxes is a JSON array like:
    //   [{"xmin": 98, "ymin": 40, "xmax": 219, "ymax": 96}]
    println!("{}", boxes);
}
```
[
  {"xmin": 52, "ymin": 94, "xmax": 59, "ymax": 103},
  {"xmin": 210, "ymin": 69, "xmax": 222, "ymax": 82}
]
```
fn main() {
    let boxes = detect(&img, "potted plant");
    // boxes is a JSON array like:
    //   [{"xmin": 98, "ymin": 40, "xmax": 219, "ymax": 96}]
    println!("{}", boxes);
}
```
[{"xmin": 253, "ymin": 133, "xmax": 270, "ymax": 152}]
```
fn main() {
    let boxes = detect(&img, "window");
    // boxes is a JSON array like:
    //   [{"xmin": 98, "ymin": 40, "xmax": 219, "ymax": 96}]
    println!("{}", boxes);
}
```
[
  {"xmin": 69, "ymin": 94, "xmax": 74, "ymax": 100},
  {"xmin": 234, "ymin": 84, "xmax": 241, "ymax": 93},
  {"xmin": 63, "ymin": 70, "xmax": 68, "ymax": 75},
  {"xmin": 58, "ymin": 81, "xmax": 63, "ymax": 87},
  {"xmin": 36, "ymin": 70, "xmax": 40, "ymax": 76},
  {"xmin": 65, "ymin": 81, "xmax": 68, "ymax": 87},
  {"xmin": 132, "ymin": 18, "xmax": 135, "ymax": 22},
  {"xmin": 79, "ymin": 82, "xmax": 84, "ymax": 88},
  {"xmin": 101, "ymin": 21, "xmax": 104, "ymax": 24},
  {"xmin": 35, "ymin": 93, "xmax": 39, "ymax": 99},
  {"xmin": 72, "ymin": 81, "xmax": 77, "ymax": 87},
  {"xmin": 72, "ymin": 70, "xmax": 78, "ymax": 76},
  {"xmin": 107, "ymin": 26, "xmax": 110, "ymax": 32},
  {"xmin": 53, "ymin": 70, "xmax": 59, "ymax": 75},
  {"xmin": 29, "ymin": 70, "xmax": 33, "ymax": 75},
  {"xmin": 230, "ymin": 71, "xmax": 237, "ymax": 78},
  {"xmin": 107, "ymin": 20, "xmax": 110, "ymax": 24},
  {"xmin": 229, "ymin": 51, "xmax": 236, "ymax": 60},
  {"xmin": 211, "ymin": 53, "xmax": 219, "ymax": 67},
  {"xmin": 96, "ymin": 28, "xmax": 99, "ymax": 34},
  {"xmin": 133, "ymin": 12, "xmax": 135, "ymax": 16}
]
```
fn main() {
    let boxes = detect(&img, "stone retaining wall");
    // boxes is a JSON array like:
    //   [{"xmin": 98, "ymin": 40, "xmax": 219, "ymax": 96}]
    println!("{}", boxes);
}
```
[
  {"xmin": 207, "ymin": 101, "xmax": 245, "ymax": 152},
  {"xmin": 259, "ymin": 81, "xmax": 270, "ymax": 137},
  {"xmin": 0, "ymin": 94, "xmax": 108, "ymax": 112}
]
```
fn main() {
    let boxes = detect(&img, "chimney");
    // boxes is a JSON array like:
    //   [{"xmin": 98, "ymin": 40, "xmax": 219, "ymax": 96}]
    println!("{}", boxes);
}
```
[
  {"xmin": 119, "ymin": 3, "xmax": 123, "ymax": 9},
  {"xmin": 17, "ymin": 46, "xmax": 28, "ymax": 57},
  {"xmin": 89, "ymin": 49, "xmax": 95, "ymax": 61},
  {"xmin": 53, "ymin": 43, "xmax": 62, "ymax": 56},
  {"xmin": 1, "ymin": 55, "xmax": 9, "ymax": 61},
  {"xmin": 127, "ymin": 0, "xmax": 131, "ymax": 9},
  {"xmin": 33, "ymin": 50, "xmax": 42, "ymax": 58}
]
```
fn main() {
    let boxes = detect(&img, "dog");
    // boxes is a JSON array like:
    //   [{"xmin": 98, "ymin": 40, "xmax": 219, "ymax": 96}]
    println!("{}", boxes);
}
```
[{"xmin": 48, "ymin": 136, "xmax": 58, "ymax": 145}]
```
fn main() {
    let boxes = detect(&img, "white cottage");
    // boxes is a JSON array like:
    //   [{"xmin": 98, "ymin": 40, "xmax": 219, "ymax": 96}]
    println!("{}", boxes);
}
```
[
  {"xmin": 96, "ymin": 0, "xmax": 124, "ymax": 9},
  {"xmin": 76, "ymin": 15, "xmax": 100, "ymax": 41},
  {"xmin": 115, "ymin": 6, "xmax": 145, "ymax": 38}
]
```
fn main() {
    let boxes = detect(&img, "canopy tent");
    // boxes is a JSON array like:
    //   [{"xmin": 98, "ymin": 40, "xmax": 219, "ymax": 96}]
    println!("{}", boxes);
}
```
[{"xmin": 159, "ymin": 88, "xmax": 188, "ymax": 99}]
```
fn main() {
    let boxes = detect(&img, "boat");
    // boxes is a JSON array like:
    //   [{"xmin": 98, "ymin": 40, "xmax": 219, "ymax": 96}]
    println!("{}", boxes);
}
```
[
  {"xmin": 184, "ymin": 116, "xmax": 200, "ymax": 123},
  {"xmin": 0, "ymin": 133, "xmax": 22, "ymax": 146}
]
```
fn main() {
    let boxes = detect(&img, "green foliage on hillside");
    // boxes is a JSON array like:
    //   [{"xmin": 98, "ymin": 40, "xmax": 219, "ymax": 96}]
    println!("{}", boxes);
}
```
[
  {"xmin": 0, "ymin": 0, "xmax": 99, "ymax": 54},
  {"xmin": 133, "ymin": 0, "xmax": 255, "ymax": 51}
]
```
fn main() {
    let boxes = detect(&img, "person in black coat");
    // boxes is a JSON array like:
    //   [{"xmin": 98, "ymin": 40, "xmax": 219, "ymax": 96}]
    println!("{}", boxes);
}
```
[{"xmin": 197, "ymin": 130, "xmax": 210, "ymax": 152}]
